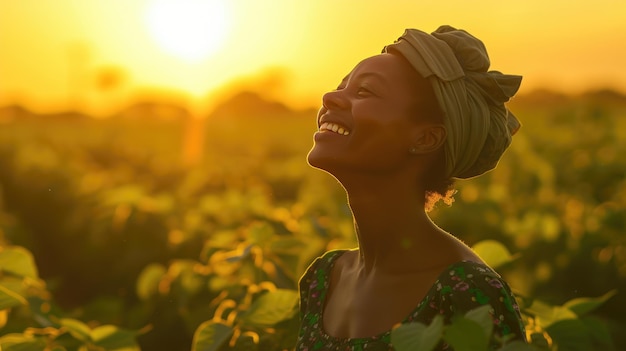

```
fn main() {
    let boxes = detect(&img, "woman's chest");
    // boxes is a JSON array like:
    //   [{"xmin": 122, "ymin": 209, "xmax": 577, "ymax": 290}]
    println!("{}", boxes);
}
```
[{"xmin": 322, "ymin": 275, "xmax": 436, "ymax": 339}]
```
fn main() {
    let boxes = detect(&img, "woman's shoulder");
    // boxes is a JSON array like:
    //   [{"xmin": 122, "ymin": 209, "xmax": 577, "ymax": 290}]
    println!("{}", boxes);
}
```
[
  {"xmin": 441, "ymin": 260, "xmax": 502, "ymax": 279},
  {"xmin": 433, "ymin": 261, "xmax": 516, "ymax": 302},
  {"xmin": 308, "ymin": 249, "xmax": 350, "ymax": 270},
  {"xmin": 425, "ymin": 260, "xmax": 526, "ymax": 341},
  {"xmin": 298, "ymin": 249, "xmax": 352, "ymax": 318},
  {"xmin": 299, "ymin": 250, "xmax": 349, "ymax": 286},
  {"xmin": 425, "ymin": 260, "xmax": 522, "ymax": 322}
]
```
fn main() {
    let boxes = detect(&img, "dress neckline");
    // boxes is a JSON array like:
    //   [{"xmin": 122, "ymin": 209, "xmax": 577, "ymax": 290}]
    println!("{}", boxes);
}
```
[{"xmin": 318, "ymin": 249, "xmax": 492, "ymax": 343}]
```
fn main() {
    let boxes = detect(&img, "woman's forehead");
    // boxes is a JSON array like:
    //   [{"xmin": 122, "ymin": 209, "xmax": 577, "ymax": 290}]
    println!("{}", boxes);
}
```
[{"xmin": 342, "ymin": 53, "xmax": 419, "ymax": 84}]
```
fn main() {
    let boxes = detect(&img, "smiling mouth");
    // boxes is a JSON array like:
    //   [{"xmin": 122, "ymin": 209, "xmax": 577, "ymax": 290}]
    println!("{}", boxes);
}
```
[{"xmin": 319, "ymin": 122, "xmax": 351, "ymax": 136}]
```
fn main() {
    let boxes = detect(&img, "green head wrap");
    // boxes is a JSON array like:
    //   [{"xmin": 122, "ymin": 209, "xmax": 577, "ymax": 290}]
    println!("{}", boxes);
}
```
[{"xmin": 384, "ymin": 25, "xmax": 522, "ymax": 179}]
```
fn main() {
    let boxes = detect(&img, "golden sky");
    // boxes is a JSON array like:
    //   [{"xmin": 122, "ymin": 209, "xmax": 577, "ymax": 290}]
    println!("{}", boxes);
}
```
[{"xmin": 1, "ymin": 0, "xmax": 625, "ymax": 115}]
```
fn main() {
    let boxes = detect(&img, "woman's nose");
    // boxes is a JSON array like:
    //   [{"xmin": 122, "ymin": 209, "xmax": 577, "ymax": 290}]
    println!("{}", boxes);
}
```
[{"xmin": 322, "ymin": 89, "xmax": 349, "ymax": 111}]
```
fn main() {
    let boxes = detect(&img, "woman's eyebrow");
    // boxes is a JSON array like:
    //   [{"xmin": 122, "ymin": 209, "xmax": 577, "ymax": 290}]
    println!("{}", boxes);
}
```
[
  {"xmin": 338, "ymin": 71, "xmax": 387, "ymax": 89},
  {"xmin": 334, "ymin": 77, "xmax": 348, "ymax": 90},
  {"xmin": 352, "ymin": 71, "xmax": 388, "ymax": 86}
]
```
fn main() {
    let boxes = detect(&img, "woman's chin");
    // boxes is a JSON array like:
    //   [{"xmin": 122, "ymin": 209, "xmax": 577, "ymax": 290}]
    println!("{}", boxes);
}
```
[
  {"xmin": 307, "ymin": 149, "xmax": 340, "ymax": 173},
  {"xmin": 306, "ymin": 149, "xmax": 325, "ymax": 170}
]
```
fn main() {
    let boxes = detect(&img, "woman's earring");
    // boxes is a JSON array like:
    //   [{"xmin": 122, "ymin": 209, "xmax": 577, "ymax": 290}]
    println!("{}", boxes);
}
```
[{"xmin": 409, "ymin": 147, "xmax": 418, "ymax": 154}]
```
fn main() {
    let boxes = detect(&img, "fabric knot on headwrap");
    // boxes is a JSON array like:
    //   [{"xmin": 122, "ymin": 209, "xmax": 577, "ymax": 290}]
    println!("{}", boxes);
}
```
[{"xmin": 383, "ymin": 25, "xmax": 522, "ymax": 179}]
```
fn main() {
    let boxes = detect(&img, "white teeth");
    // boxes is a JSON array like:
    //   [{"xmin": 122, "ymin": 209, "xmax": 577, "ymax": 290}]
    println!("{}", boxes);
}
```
[{"xmin": 320, "ymin": 122, "xmax": 350, "ymax": 136}]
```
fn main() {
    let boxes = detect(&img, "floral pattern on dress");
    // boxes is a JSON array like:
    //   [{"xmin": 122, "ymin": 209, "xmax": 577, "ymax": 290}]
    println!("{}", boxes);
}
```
[{"xmin": 296, "ymin": 250, "xmax": 526, "ymax": 351}]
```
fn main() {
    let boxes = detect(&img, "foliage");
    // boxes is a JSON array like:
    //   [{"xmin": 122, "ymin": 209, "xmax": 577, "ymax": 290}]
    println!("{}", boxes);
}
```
[
  {"xmin": 391, "ymin": 240, "xmax": 616, "ymax": 351},
  {"xmin": 390, "ymin": 286, "xmax": 616, "ymax": 351},
  {"xmin": 0, "ymin": 95, "xmax": 624, "ymax": 350},
  {"xmin": 0, "ymin": 245, "xmax": 143, "ymax": 350},
  {"xmin": 392, "ymin": 306, "xmax": 532, "ymax": 351}
]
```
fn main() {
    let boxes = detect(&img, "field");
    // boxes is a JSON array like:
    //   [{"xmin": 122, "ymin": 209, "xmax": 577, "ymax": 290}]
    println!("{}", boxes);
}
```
[{"xmin": 0, "ymin": 90, "xmax": 625, "ymax": 350}]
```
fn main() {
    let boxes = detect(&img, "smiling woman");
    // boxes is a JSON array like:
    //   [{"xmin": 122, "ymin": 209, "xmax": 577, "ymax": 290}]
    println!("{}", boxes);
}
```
[{"xmin": 144, "ymin": 0, "xmax": 232, "ymax": 62}]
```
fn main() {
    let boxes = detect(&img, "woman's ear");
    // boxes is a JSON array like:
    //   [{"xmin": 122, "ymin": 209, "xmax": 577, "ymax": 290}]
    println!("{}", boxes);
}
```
[{"xmin": 409, "ymin": 124, "xmax": 446, "ymax": 154}]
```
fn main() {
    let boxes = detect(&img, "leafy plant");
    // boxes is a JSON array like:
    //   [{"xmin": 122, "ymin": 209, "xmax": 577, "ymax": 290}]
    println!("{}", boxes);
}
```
[
  {"xmin": 391, "ymin": 290, "xmax": 616, "ymax": 351},
  {"xmin": 191, "ymin": 288, "xmax": 298, "ymax": 351},
  {"xmin": 0, "ymin": 96, "xmax": 624, "ymax": 349},
  {"xmin": 0, "ymin": 245, "xmax": 144, "ymax": 350},
  {"xmin": 133, "ymin": 227, "xmax": 303, "ymax": 351},
  {"xmin": 392, "ymin": 306, "xmax": 533, "ymax": 351},
  {"xmin": 521, "ymin": 290, "xmax": 617, "ymax": 351}
]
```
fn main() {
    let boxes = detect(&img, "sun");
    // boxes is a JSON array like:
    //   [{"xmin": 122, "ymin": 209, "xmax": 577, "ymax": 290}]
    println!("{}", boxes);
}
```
[{"xmin": 145, "ymin": 0, "xmax": 231, "ymax": 62}]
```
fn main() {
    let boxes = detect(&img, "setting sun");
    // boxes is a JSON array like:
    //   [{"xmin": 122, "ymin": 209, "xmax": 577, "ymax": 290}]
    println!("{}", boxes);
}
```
[
  {"xmin": 1, "ymin": 0, "xmax": 626, "ymax": 114},
  {"xmin": 145, "ymin": 0, "xmax": 231, "ymax": 62}
]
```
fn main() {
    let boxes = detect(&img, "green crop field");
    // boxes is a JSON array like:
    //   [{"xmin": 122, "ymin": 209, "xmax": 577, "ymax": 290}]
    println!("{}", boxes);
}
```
[{"xmin": 0, "ymin": 90, "xmax": 625, "ymax": 350}]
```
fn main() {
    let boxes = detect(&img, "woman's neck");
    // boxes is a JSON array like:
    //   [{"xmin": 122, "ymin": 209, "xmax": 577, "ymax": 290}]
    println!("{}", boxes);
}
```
[{"xmin": 343, "ymin": 176, "xmax": 448, "ymax": 276}]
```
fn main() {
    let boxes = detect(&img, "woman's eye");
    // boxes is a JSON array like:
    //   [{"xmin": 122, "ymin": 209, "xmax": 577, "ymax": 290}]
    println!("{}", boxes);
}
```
[{"xmin": 356, "ymin": 87, "xmax": 372, "ymax": 96}]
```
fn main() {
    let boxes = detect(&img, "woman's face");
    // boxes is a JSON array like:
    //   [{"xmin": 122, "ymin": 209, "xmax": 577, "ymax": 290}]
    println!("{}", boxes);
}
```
[{"xmin": 307, "ymin": 53, "xmax": 437, "ymax": 177}]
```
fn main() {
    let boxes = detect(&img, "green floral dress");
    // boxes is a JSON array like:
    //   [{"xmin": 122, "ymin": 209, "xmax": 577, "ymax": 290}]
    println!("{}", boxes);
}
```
[{"xmin": 296, "ymin": 250, "xmax": 526, "ymax": 351}]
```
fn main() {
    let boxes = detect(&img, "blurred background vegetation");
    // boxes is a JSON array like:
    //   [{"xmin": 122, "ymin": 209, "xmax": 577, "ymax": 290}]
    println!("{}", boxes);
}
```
[{"xmin": 0, "ymin": 88, "xmax": 624, "ymax": 350}]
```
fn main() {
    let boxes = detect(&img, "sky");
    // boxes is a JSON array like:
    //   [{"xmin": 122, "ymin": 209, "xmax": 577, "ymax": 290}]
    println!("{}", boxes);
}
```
[{"xmin": 1, "ymin": 0, "xmax": 625, "ymax": 115}]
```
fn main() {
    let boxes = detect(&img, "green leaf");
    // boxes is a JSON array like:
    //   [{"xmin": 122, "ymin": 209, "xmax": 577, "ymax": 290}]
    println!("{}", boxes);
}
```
[
  {"xmin": 0, "ymin": 246, "xmax": 39, "ymax": 279},
  {"xmin": 191, "ymin": 321, "xmax": 233, "ymax": 351},
  {"xmin": 247, "ymin": 222, "xmax": 275, "ymax": 246},
  {"xmin": 0, "ymin": 284, "xmax": 27, "ymax": 309},
  {"xmin": 136, "ymin": 263, "xmax": 167, "ymax": 300},
  {"xmin": 545, "ymin": 318, "xmax": 592, "ymax": 351},
  {"xmin": 472, "ymin": 240, "xmax": 515, "ymax": 269},
  {"xmin": 525, "ymin": 299, "xmax": 577, "ymax": 328},
  {"xmin": 464, "ymin": 305, "xmax": 494, "ymax": 339},
  {"xmin": 391, "ymin": 315, "xmax": 444, "ymax": 351},
  {"xmin": 224, "ymin": 245, "xmax": 253, "ymax": 263},
  {"xmin": 92, "ymin": 325, "xmax": 140, "ymax": 351},
  {"xmin": 60, "ymin": 318, "xmax": 92, "ymax": 342},
  {"xmin": 0, "ymin": 277, "xmax": 24, "ymax": 296},
  {"xmin": 443, "ymin": 317, "xmax": 489, "ymax": 351},
  {"xmin": 179, "ymin": 268, "xmax": 204, "ymax": 295},
  {"xmin": 528, "ymin": 332, "xmax": 551, "ymax": 349},
  {"xmin": 580, "ymin": 316, "xmax": 614, "ymax": 349},
  {"xmin": 0, "ymin": 334, "xmax": 47, "ymax": 351},
  {"xmin": 269, "ymin": 237, "xmax": 306, "ymax": 255},
  {"xmin": 563, "ymin": 289, "xmax": 616, "ymax": 316},
  {"xmin": 239, "ymin": 289, "xmax": 298, "ymax": 327}
]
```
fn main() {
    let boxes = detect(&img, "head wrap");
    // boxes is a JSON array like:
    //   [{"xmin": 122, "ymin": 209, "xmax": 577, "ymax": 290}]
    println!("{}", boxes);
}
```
[{"xmin": 383, "ymin": 25, "xmax": 522, "ymax": 179}]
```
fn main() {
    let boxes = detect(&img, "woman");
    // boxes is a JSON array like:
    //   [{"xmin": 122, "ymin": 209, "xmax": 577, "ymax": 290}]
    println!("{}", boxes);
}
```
[{"xmin": 296, "ymin": 26, "xmax": 526, "ymax": 350}]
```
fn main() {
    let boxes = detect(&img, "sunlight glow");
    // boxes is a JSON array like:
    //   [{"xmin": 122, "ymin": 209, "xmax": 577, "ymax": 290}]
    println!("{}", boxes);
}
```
[
  {"xmin": 2, "ymin": 0, "xmax": 626, "ymax": 113},
  {"xmin": 145, "ymin": 0, "xmax": 231, "ymax": 62}
]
